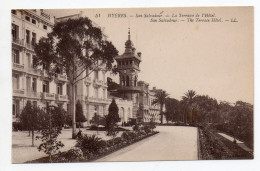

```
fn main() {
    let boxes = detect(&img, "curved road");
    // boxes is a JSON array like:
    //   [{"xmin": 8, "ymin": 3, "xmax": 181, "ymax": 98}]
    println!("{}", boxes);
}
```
[{"xmin": 95, "ymin": 126, "xmax": 198, "ymax": 162}]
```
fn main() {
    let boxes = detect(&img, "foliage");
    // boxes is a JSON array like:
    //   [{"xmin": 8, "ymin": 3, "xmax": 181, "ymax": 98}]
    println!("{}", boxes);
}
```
[
  {"xmin": 19, "ymin": 101, "xmax": 42, "ymax": 146},
  {"xmin": 53, "ymin": 147, "xmax": 84, "ymax": 162},
  {"xmin": 106, "ymin": 99, "xmax": 120, "ymax": 140},
  {"xmin": 181, "ymin": 90, "xmax": 197, "ymax": 123},
  {"xmin": 76, "ymin": 134, "xmax": 106, "ymax": 155},
  {"xmin": 152, "ymin": 90, "xmax": 169, "ymax": 124},
  {"xmin": 107, "ymin": 99, "xmax": 120, "ymax": 124},
  {"xmin": 76, "ymin": 100, "xmax": 86, "ymax": 129},
  {"xmin": 165, "ymin": 98, "xmax": 181, "ymax": 122},
  {"xmin": 36, "ymin": 106, "xmax": 65, "ymax": 162},
  {"xmin": 90, "ymin": 113, "xmax": 106, "ymax": 126},
  {"xmin": 34, "ymin": 17, "xmax": 118, "ymax": 138}
]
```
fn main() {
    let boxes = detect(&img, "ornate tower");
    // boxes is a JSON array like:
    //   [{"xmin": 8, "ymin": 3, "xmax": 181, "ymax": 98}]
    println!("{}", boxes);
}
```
[{"xmin": 115, "ymin": 29, "xmax": 142, "ymax": 118}]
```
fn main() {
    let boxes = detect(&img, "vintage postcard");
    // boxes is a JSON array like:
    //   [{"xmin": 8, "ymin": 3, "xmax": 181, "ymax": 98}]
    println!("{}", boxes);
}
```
[{"xmin": 11, "ymin": 7, "xmax": 253, "ymax": 163}]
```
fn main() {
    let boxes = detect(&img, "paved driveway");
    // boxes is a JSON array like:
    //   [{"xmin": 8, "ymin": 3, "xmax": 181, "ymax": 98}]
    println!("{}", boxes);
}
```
[{"xmin": 96, "ymin": 126, "xmax": 198, "ymax": 162}]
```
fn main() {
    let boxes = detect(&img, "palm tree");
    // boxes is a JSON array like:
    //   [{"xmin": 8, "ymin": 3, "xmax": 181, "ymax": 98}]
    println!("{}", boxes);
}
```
[
  {"xmin": 181, "ymin": 90, "xmax": 197, "ymax": 123},
  {"xmin": 152, "ymin": 90, "xmax": 169, "ymax": 124}
]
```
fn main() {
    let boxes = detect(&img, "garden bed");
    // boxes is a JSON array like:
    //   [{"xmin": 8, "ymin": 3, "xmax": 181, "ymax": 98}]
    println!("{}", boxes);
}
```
[
  {"xmin": 27, "ymin": 131, "xmax": 159, "ymax": 163},
  {"xmin": 198, "ymin": 125, "xmax": 253, "ymax": 160}
]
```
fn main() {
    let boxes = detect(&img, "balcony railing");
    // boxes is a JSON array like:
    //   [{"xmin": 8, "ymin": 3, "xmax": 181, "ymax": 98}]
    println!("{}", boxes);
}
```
[
  {"xmin": 84, "ymin": 77, "xmax": 92, "ymax": 85},
  {"xmin": 13, "ymin": 63, "xmax": 25, "ymax": 71},
  {"xmin": 27, "ymin": 91, "xmax": 41, "ymax": 98},
  {"xmin": 56, "ymin": 94, "xmax": 69, "ymax": 101},
  {"xmin": 12, "ymin": 38, "xmax": 24, "ymax": 46},
  {"xmin": 25, "ymin": 42, "xmax": 35, "ymax": 51},
  {"xmin": 42, "ymin": 92, "xmax": 55, "ymax": 100},
  {"xmin": 57, "ymin": 74, "xmax": 67, "ymax": 81},
  {"xmin": 28, "ymin": 68, "xmax": 42, "ymax": 76},
  {"xmin": 13, "ymin": 89, "xmax": 25, "ymax": 97},
  {"xmin": 85, "ymin": 96, "xmax": 110, "ymax": 104},
  {"xmin": 93, "ymin": 79, "xmax": 103, "ymax": 87}
]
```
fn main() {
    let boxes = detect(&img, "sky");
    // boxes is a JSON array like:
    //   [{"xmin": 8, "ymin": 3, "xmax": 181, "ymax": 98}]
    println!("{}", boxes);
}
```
[{"xmin": 46, "ymin": 7, "xmax": 254, "ymax": 104}]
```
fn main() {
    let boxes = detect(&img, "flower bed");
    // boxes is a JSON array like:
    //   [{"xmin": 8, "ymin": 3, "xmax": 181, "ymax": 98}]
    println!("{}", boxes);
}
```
[
  {"xmin": 27, "ymin": 130, "xmax": 159, "ymax": 163},
  {"xmin": 198, "ymin": 124, "xmax": 253, "ymax": 160}
]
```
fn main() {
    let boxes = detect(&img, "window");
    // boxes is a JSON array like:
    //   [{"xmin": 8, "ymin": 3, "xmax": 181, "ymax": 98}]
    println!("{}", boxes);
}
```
[
  {"xmin": 67, "ymin": 84, "xmax": 70, "ymax": 96},
  {"xmin": 86, "ymin": 85, "xmax": 89, "ymax": 97},
  {"xmin": 126, "ymin": 76, "xmax": 130, "ymax": 86},
  {"xmin": 12, "ymin": 49, "xmax": 20, "ymax": 64},
  {"xmin": 42, "ymin": 81, "xmax": 49, "ymax": 93},
  {"xmin": 11, "ymin": 10, "xmax": 17, "ymax": 15},
  {"xmin": 130, "ymin": 60, "xmax": 132, "ymax": 64},
  {"xmin": 43, "ymin": 25, "xmax": 47, "ymax": 30},
  {"xmin": 103, "ymin": 72, "xmax": 105, "ymax": 82},
  {"xmin": 12, "ymin": 24, "xmax": 19, "ymax": 41},
  {"xmin": 126, "ymin": 61, "xmax": 128, "ymax": 65},
  {"xmin": 32, "ymin": 78, "xmax": 37, "ymax": 92},
  {"xmin": 25, "ymin": 16, "xmax": 30, "ymax": 22},
  {"xmin": 32, "ymin": 55, "xmax": 37, "ymax": 68},
  {"xmin": 103, "ymin": 89, "xmax": 106, "ymax": 99},
  {"xmin": 94, "ymin": 70, "xmax": 99, "ymax": 80},
  {"xmin": 32, "ymin": 19, "xmax": 36, "ymax": 24},
  {"xmin": 13, "ymin": 74, "xmax": 19, "ymax": 89},
  {"xmin": 94, "ymin": 87, "xmax": 98, "ymax": 98},
  {"xmin": 57, "ymin": 83, "xmax": 63, "ymax": 95},
  {"xmin": 32, "ymin": 32, "xmax": 36, "ymax": 45},
  {"xmin": 118, "ymin": 61, "xmax": 121, "ymax": 65},
  {"xmin": 26, "ymin": 30, "xmax": 30, "ymax": 44}
]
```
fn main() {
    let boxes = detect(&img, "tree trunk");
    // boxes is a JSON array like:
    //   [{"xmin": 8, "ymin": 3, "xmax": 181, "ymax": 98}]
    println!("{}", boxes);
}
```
[
  {"xmin": 32, "ymin": 129, "xmax": 34, "ymax": 147},
  {"xmin": 160, "ymin": 104, "xmax": 163, "ymax": 124},
  {"xmin": 70, "ymin": 83, "xmax": 76, "ymax": 138}
]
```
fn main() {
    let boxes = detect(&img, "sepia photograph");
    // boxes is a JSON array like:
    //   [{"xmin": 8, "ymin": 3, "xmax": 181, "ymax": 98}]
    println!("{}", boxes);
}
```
[{"xmin": 10, "ymin": 7, "xmax": 254, "ymax": 164}]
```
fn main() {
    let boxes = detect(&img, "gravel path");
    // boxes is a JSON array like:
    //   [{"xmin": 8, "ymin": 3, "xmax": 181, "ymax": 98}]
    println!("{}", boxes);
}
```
[{"xmin": 95, "ymin": 126, "xmax": 198, "ymax": 162}]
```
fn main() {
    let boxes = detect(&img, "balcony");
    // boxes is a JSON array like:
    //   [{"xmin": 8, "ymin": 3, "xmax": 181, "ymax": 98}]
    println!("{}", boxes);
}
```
[
  {"xmin": 13, "ymin": 89, "xmax": 26, "ymax": 97},
  {"xmin": 84, "ymin": 77, "xmax": 92, "ymax": 85},
  {"xmin": 27, "ymin": 91, "xmax": 41, "ymax": 99},
  {"xmin": 85, "ymin": 96, "xmax": 110, "ymax": 104},
  {"xmin": 56, "ymin": 94, "xmax": 69, "ymax": 102},
  {"xmin": 12, "ymin": 38, "xmax": 24, "ymax": 47},
  {"xmin": 12, "ymin": 63, "xmax": 25, "ymax": 72},
  {"xmin": 102, "ymin": 82, "xmax": 108, "ymax": 88},
  {"xmin": 93, "ymin": 79, "xmax": 103, "ymax": 87},
  {"xmin": 28, "ymin": 68, "xmax": 42, "ymax": 76},
  {"xmin": 42, "ymin": 92, "xmax": 55, "ymax": 100},
  {"xmin": 25, "ymin": 42, "xmax": 35, "ymax": 51},
  {"xmin": 57, "ymin": 74, "xmax": 67, "ymax": 82}
]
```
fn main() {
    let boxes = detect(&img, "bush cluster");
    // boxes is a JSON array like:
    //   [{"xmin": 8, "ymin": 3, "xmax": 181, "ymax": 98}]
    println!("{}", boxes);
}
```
[{"xmin": 52, "ymin": 127, "xmax": 158, "ymax": 162}]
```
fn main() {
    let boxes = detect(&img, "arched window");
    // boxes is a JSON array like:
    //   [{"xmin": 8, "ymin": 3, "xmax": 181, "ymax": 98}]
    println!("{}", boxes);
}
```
[
  {"xmin": 126, "ymin": 75, "xmax": 130, "ymax": 86},
  {"xmin": 134, "ymin": 76, "xmax": 137, "ymax": 86},
  {"xmin": 122, "ymin": 76, "xmax": 125, "ymax": 86}
]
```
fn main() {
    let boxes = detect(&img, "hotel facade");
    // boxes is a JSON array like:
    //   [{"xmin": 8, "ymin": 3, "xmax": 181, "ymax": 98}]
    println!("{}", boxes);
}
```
[{"xmin": 12, "ymin": 10, "xmax": 164, "ymax": 125}]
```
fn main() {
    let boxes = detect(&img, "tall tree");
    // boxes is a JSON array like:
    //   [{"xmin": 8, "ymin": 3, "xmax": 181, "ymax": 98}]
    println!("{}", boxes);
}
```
[
  {"xmin": 19, "ymin": 101, "xmax": 40, "ymax": 146},
  {"xmin": 152, "ymin": 90, "xmax": 169, "ymax": 124},
  {"xmin": 181, "ymin": 90, "xmax": 197, "ymax": 123},
  {"xmin": 106, "ymin": 99, "xmax": 120, "ymax": 143},
  {"xmin": 34, "ymin": 17, "xmax": 118, "ymax": 138},
  {"xmin": 76, "ymin": 100, "xmax": 86, "ymax": 131}
]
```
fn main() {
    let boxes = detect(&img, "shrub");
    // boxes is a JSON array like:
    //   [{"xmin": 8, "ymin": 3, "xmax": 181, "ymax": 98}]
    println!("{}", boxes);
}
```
[
  {"xmin": 53, "ymin": 147, "xmax": 84, "ymax": 162},
  {"xmin": 12, "ymin": 122, "xmax": 25, "ymax": 131},
  {"xmin": 143, "ymin": 125, "xmax": 151, "ymax": 134},
  {"xmin": 76, "ymin": 134, "xmax": 106, "ymax": 155}
]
